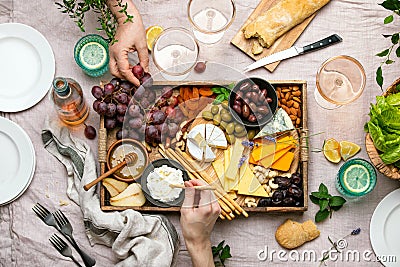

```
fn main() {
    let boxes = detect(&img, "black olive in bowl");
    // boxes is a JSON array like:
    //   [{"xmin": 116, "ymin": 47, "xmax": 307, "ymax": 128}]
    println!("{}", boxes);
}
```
[{"xmin": 229, "ymin": 77, "xmax": 278, "ymax": 128}]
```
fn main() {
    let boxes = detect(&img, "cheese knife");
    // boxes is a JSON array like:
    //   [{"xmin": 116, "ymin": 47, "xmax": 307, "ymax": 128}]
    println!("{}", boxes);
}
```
[{"xmin": 243, "ymin": 34, "xmax": 343, "ymax": 72}]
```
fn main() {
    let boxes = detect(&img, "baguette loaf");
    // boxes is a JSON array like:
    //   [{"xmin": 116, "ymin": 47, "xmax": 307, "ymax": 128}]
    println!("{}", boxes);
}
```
[{"xmin": 244, "ymin": 0, "xmax": 331, "ymax": 49}]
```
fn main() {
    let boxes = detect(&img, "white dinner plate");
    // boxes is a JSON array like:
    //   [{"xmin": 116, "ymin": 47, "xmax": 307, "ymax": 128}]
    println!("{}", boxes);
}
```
[
  {"xmin": 370, "ymin": 188, "xmax": 400, "ymax": 267},
  {"xmin": 0, "ymin": 117, "xmax": 36, "ymax": 205},
  {"xmin": 0, "ymin": 23, "xmax": 55, "ymax": 112}
]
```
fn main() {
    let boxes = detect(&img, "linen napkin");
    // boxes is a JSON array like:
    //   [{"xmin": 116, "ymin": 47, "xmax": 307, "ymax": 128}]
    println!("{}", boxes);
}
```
[{"xmin": 42, "ymin": 118, "xmax": 179, "ymax": 267}]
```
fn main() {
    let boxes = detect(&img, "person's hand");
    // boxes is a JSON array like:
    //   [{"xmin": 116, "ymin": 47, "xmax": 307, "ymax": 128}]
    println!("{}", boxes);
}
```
[
  {"xmin": 180, "ymin": 179, "xmax": 221, "ymax": 267},
  {"xmin": 108, "ymin": 3, "xmax": 149, "ymax": 87}
]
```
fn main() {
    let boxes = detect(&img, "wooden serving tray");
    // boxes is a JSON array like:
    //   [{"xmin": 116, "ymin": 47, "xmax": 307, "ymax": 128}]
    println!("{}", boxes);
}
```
[
  {"xmin": 231, "ymin": 0, "xmax": 317, "ymax": 72},
  {"xmin": 100, "ymin": 80, "xmax": 308, "ymax": 213}
]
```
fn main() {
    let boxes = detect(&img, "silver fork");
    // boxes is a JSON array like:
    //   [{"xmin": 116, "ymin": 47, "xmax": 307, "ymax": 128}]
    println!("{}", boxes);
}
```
[
  {"xmin": 54, "ymin": 209, "xmax": 96, "ymax": 267},
  {"xmin": 49, "ymin": 233, "xmax": 83, "ymax": 267}
]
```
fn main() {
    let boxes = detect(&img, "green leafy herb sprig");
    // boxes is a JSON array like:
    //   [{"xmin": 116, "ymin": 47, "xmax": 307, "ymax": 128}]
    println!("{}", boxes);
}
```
[
  {"xmin": 310, "ymin": 183, "xmax": 346, "ymax": 223},
  {"xmin": 55, "ymin": 0, "xmax": 133, "ymax": 43},
  {"xmin": 211, "ymin": 83, "xmax": 234, "ymax": 104},
  {"xmin": 212, "ymin": 240, "xmax": 232, "ymax": 267},
  {"xmin": 376, "ymin": 0, "xmax": 400, "ymax": 90}
]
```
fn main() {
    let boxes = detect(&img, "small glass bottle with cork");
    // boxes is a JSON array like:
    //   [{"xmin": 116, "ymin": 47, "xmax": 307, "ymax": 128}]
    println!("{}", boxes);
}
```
[{"xmin": 51, "ymin": 77, "xmax": 89, "ymax": 125}]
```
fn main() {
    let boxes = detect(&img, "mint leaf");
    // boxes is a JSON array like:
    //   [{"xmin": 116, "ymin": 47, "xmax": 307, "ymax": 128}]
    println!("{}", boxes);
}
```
[
  {"xmin": 311, "ymin": 191, "xmax": 330, "ymax": 199},
  {"xmin": 315, "ymin": 209, "xmax": 330, "ymax": 223},
  {"xmin": 319, "ymin": 199, "xmax": 329, "ymax": 211},
  {"xmin": 310, "ymin": 195, "xmax": 320, "ymax": 204},
  {"xmin": 384, "ymin": 14, "xmax": 394, "ymax": 24},
  {"xmin": 329, "ymin": 196, "xmax": 346, "ymax": 207},
  {"xmin": 211, "ymin": 87, "xmax": 222, "ymax": 94},
  {"xmin": 319, "ymin": 183, "xmax": 328, "ymax": 194},
  {"xmin": 396, "ymin": 46, "xmax": 400, "ymax": 57}
]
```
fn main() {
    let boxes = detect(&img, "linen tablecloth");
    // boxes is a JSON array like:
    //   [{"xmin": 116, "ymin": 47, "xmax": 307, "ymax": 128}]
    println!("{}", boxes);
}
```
[{"xmin": 1, "ymin": 0, "xmax": 399, "ymax": 266}]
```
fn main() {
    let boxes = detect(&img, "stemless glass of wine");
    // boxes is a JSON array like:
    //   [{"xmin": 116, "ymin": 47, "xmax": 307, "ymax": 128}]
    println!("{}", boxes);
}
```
[{"xmin": 314, "ymin": 55, "xmax": 366, "ymax": 109}]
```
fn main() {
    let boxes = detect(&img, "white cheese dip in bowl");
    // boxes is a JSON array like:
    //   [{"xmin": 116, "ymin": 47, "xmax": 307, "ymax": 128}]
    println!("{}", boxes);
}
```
[{"xmin": 140, "ymin": 158, "xmax": 189, "ymax": 207}]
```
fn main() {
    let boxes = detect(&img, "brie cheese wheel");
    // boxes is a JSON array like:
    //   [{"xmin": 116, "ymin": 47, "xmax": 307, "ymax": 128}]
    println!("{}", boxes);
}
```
[{"xmin": 187, "ymin": 124, "xmax": 227, "ymax": 162}]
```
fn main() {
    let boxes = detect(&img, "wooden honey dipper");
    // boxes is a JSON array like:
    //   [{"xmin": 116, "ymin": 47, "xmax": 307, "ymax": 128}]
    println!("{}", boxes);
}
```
[{"xmin": 83, "ymin": 153, "xmax": 138, "ymax": 191}]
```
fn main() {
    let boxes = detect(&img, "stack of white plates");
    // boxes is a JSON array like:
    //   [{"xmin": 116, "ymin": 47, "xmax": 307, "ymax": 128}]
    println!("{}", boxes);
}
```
[{"xmin": 0, "ymin": 117, "xmax": 36, "ymax": 205}]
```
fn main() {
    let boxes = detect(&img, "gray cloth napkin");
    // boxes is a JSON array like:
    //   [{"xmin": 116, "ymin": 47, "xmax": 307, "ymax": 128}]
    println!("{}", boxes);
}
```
[{"xmin": 42, "ymin": 119, "xmax": 179, "ymax": 267}]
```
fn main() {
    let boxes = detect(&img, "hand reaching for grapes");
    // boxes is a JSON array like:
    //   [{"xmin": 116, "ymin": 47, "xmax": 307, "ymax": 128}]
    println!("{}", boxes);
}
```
[{"xmin": 108, "ymin": 0, "xmax": 149, "ymax": 87}]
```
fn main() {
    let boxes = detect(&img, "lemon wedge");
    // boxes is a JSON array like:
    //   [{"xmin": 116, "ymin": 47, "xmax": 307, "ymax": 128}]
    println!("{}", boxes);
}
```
[
  {"xmin": 340, "ymin": 141, "xmax": 361, "ymax": 161},
  {"xmin": 323, "ymin": 138, "xmax": 341, "ymax": 163}
]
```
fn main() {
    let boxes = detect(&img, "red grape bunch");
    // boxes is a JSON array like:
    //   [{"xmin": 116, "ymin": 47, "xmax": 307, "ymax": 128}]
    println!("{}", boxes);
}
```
[{"xmin": 122, "ymin": 86, "xmax": 185, "ymax": 146}]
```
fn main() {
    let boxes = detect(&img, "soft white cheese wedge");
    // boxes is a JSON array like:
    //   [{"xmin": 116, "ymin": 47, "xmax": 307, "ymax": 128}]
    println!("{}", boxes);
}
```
[
  {"xmin": 187, "ymin": 123, "xmax": 227, "ymax": 162},
  {"xmin": 205, "ymin": 124, "xmax": 227, "ymax": 149}
]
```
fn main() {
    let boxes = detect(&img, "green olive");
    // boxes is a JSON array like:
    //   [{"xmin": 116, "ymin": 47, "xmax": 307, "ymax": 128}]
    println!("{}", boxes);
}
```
[
  {"xmin": 202, "ymin": 111, "xmax": 214, "ymax": 121},
  {"xmin": 234, "ymin": 130, "xmax": 247, "ymax": 138},
  {"xmin": 226, "ymin": 122, "xmax": 235, "ymax": 135},
  {"xmin": 220, "ymin": 121, "xmax": 228, "ymax": 131},
  {"xmin": 211, "ymin": 105, "xmax": 219, "ymax": 115},
  {"xmin": 226, "ymin": 134, "xmax": 236, "ymax": 144},
  {"xmin": 234, "ymin": 124, "xmax": 245, "ymax": 134},
  {"xmin": 221, "ymin": 113, "xmax": 233, "ymax": 122},
  {"xmin": 247, "ymin": 129, "xmax": 257, "ymax": 140},
  {"xmin": 213, "ymin": 114, "xmax": 222, "ymax": 126},
  {"xmin": 221, "ymin": 100, "xmax": 229, "ymax": 110},
  {"xmin": 220, "ymin": 108, "xmax": 229, "ymax": 115}
]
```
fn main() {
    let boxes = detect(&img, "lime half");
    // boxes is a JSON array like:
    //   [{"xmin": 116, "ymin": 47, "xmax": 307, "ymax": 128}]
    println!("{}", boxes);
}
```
[
  {"xmin": 79, "ymin": 42, "xmax": 107, "ymax": 70},
  {"xmin": 343, "ymin": 164, "xmax": 370, "ymax": 193}
]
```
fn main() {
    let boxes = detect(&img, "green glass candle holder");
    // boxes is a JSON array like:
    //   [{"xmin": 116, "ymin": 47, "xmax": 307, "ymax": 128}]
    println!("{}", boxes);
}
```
[{"xmin": 74, "ymin": 34, "xmax": 109, "ymax": 77}]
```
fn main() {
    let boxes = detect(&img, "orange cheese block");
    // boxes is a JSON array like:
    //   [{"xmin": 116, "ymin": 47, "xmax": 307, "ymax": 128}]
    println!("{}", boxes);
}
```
[
  {"xmin": 258, "ymin": 145, "xmax": 294, "ymax": 168},
  {"xmin": 271, "ymin": 151, "xmax": 295, "ymax": 172},
  {"xmin": 251, "ymin": 136, "xmax": 296, "ymax": 162},
  {"xmin": 249, "ymin": 154, "xmax": 257, "ymax": 164}
]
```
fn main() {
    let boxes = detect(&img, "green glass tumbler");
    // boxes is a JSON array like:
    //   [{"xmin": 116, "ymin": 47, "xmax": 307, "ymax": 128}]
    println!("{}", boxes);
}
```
[
  {"xmin": 74, "ymin": 34, "xmax": 109, "ymax": 77},
  {"xmin": 335, "ymin": 158, "xmax": 377, "ymax": 198}
]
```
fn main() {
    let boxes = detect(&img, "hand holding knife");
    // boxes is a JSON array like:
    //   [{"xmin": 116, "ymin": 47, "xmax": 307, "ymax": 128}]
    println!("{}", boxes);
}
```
[{"xmin": 243, "ymin": 34, "xmax": 343, "ymax": 72}]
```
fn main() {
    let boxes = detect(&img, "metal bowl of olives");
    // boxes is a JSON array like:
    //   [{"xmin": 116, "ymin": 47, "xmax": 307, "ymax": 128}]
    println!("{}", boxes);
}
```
[{"xmin": 229, "ymin": 77, "xmax": 278, "ymax": 128}]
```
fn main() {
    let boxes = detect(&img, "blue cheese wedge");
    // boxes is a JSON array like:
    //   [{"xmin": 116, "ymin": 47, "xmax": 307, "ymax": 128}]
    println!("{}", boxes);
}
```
[{"xmin": 255, "ymin": 108, "xmax": 294, "ymax": 138}]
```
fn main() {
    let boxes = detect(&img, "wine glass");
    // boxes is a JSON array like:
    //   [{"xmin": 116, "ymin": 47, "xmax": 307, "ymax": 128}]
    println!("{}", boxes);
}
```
[
  {"xmin": 187, "ymin": 0, "xmax": 236, "ymax": 44},
  {"xmin": 314, "ymin": 55, "xmax": 366, "ymax": 109},
  {"xmin": 152, "ymin": 27, "xmax": 199, "ymax": 81}
]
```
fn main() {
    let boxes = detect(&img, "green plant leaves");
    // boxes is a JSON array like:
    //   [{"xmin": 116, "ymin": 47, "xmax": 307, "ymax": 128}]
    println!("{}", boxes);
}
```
[
  {"xmin": 384, "ymin": 14, "xmax": 394, "ymax": 23},
  {"xmin": 329, "ymin": 196, "xmax": 346, "ymax": 207},
  {"xmin": 377, "ymin": 49, "xmax": 390, "ymax": 57},
  {"xmin": 380, "ymin": 0, "xmax": 400, "ymax": 11},
  {"xmin": 212, "ymin": 86, "xmax": 231, "ymax": 104},
  {"xmin": 376, "ymin": 67, "xmax": 384, "ymax": 89},
  {"xmin": 309, "ymin": 183, "xmax": 346, "ymax": 223},
  {"xmin": 392, "ymin": 33, "xmax": 399, "ymax": 44},
  {"xmin": 212, "ymin": 240, "xmax": 232, "ymax": 266},
  {"xmin": 315, "ymin": 209, "xmax": 330, "ymax": 223}
]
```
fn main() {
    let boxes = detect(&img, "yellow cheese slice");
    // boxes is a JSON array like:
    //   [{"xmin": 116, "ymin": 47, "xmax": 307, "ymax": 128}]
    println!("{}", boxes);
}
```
[
  {"xmin": 238, "ymin": 164, "xmax": 268, "ymax": 197},
  {"xmin": 271, "ymin": 151, "xmax": 295, "ymax": 172},
  {"xmin": 212, "ymin": 157, "xmax": 225, "ymax": 187},
  {"xmin": 258, "ymin": 145, "xmax": 294, "ymax": 168},
  {"xmin": 225, "ymin": 141, "xmax": 244, "ymax": 180},
  {"xmin": 223, "ymin": 147, "xmax": 231, "ymax": 192}
]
